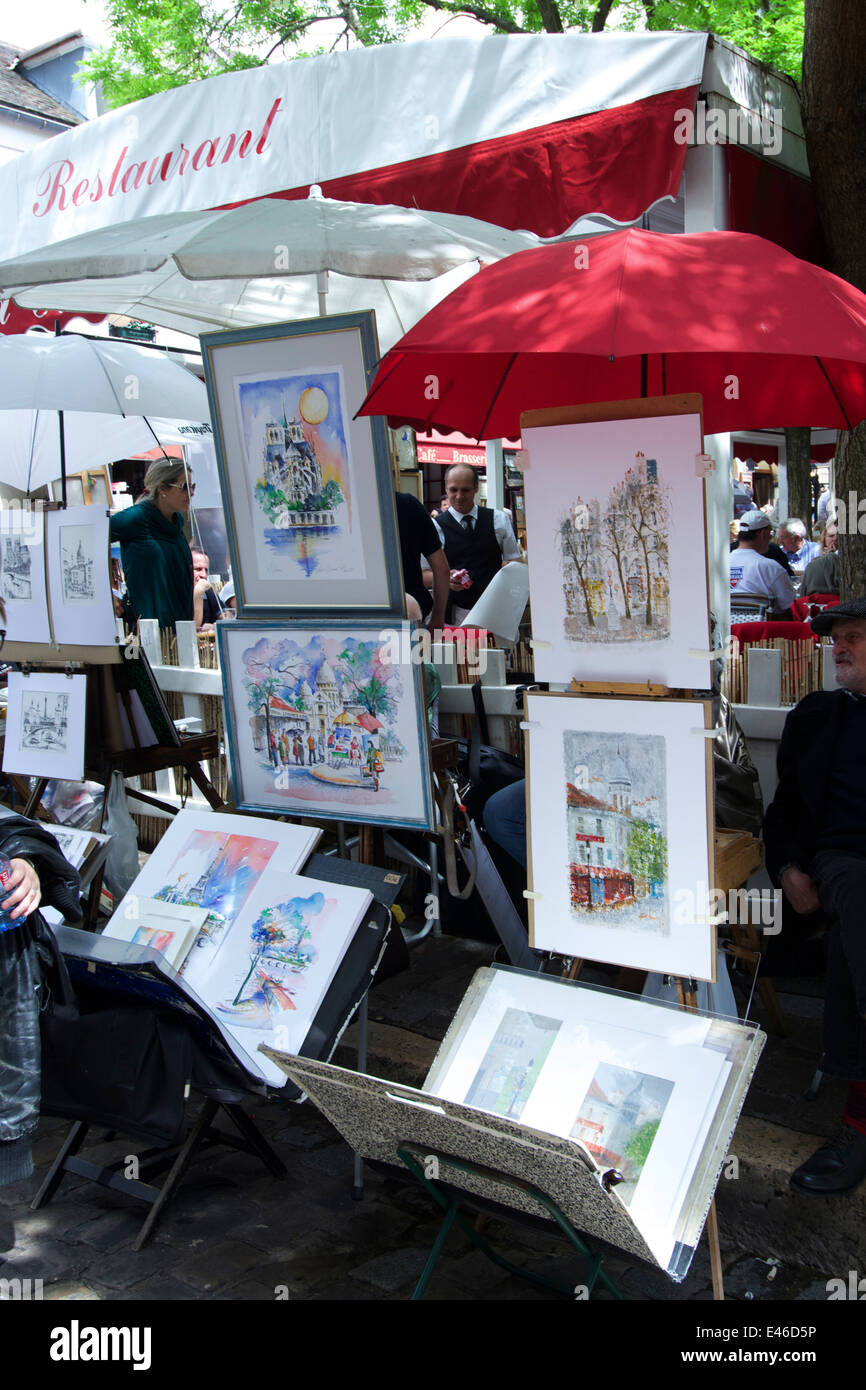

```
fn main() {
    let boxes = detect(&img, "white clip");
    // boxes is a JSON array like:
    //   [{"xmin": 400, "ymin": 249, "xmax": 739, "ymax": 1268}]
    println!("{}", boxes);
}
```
[
  {"xmin": 529, "ymin": 639, "xmax": 552, "ymax": 650},
  {"xmin": 689, "ymin": 647, "xmax": 727, "ymax": 660},
  {"xmin": 695, "ymin": 912, "xmax": 729, "ymax": 926},
  {"xmin": 512, "ymin": 450, "xmax": 530, "ymax": 472},
  {"xmin": 523, "ymin": 889, "xmax": 542, "ymax": 901},
  {"xmin": 519, "ymin": 720, "xmax": 541, "ymax": 730},
  {"xmin": 695, "ymin": 452, "xmax": 716, "ymax": 477},
  {"xmin": 692, "ymin": 728, "xmax": 719, "ymax": 739}
]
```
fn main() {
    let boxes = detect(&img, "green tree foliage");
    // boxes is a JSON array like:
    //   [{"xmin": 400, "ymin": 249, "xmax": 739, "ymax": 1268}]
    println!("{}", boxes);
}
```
[
  {"xmin": 623, "ymin": 1117, "xmax": 660, "ymax": 1172},
  {"xmin": 80, "ymin": 0, "xmax": 805, "ymax": 108},
  {"xmin": 626, "ymin": 818, "xmax": 667, "ymax": 884}
]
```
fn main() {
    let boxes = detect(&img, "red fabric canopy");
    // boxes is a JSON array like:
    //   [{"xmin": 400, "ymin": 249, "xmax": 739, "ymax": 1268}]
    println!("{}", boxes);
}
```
[{"xmin": 359, "ymin": 230, "xmax": 866, "ymax": 439}]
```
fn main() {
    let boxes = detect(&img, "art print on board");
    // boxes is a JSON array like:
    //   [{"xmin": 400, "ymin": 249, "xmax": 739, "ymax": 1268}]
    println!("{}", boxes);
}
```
[
  {"xmin": 560, "ymin": 453, "xmax": 671, "ymax": 644},
  {"xmin": 564, "ymin": 730, "xmax": 668, "ymax": 934},
  {"xmin": 59, "ymin": 525, "xmax": 96, "ymax": 603},
  {"xmin": 0, "ymin": 510, "xmax": 51, "ymax": 646},
  {"xmin": 1, "ymin": 671, "xmax": 87, "ymax": 781},
  {"xmin": 521, "ymin": 410, "xmax": 711, "ymax": 688},
  {"xmin": 20, "ymin": 689, "xmax": 69, "ymax": 754},
  {"xmin": 571, "ymin": 1062, "xmax": 674, "ymax": 1202},
  {"xmin": 464, "ymin": 1007, "xmax": 561, "ymax": 1120},
  {"xmin": 220, "ymin": 622, "xmax": 434, "ymax": 829},
  {"xmin": 153, "ymin": 828, "xmax": 277, "ymax": 977},
  {"xmin": 1, "ymin": 535, "xmax": 33, "ymax": 602},
  {"xmin": 236, "ymin": 368, "xmax": 364, "ymax": 585},
  {"xmin": 526, "ymin": 692, "xmax": 715, "ymax": 981}
]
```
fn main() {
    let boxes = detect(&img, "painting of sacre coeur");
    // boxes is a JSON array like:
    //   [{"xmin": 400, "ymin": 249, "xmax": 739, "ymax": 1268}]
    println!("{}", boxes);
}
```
[{"xmin": 219, "ymin": 623, "xmax": 434, "ymax": 830}]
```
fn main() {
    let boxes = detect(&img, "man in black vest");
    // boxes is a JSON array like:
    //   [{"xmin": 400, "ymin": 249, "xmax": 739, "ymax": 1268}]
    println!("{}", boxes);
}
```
[
  {"xmin": 434, "ymin": 464, "xmax": 522, "ymax": 623},
  {"xmin": 764, "ymin": 597, "xmax": 866, "ymax": 1194}
]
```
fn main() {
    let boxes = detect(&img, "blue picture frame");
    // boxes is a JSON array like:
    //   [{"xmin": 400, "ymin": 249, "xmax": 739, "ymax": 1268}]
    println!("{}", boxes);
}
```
[
  {"xmin": 218, "ymin": 618, "xmax": 435, "ymax": 831},
  {"xmin": 201, "ymin": 312, "xmax": 404, "ymax": 619}
]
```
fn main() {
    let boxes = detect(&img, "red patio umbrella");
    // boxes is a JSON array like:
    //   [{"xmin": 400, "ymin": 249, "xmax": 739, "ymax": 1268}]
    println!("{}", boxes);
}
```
[{"xmin": 358, "ymin": 230, "xmax": 866, "ymax": 439}]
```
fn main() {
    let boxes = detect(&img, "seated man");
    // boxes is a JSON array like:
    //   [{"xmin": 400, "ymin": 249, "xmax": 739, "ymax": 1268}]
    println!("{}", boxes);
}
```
[
  {"xmin": 778, "ymin": 518, "xmax": 820, "ymax": 576},
  {"xmin": 764, "ymin": 597, "xmax": 866, "ymax": 1193},
  {"xmin": 729, "ymin": 510, "xmax": 796, "ymax": 618},
  {"xmin": 191, "ymin": 549, "xmax": 223, "ymax": 629}
]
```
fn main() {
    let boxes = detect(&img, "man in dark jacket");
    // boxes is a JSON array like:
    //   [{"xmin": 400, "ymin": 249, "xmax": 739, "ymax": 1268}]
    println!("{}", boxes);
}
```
[
  {"xmin": 0, "ymin": 811, "xmax": 81, "ymax": 1190},
  {"xmin": 764, "ymin": 597, "xmax": 866, "ymax": 1194}
]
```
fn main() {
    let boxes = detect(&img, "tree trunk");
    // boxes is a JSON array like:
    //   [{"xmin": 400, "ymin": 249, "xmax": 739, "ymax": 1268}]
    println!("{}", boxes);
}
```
[
  {"xmin": 802, "ymin": 0, "xmax": 866, "ymax": 599},
  {"xmin": 784, "ymin": 427, "xmax": 814, "ymax": 525}
]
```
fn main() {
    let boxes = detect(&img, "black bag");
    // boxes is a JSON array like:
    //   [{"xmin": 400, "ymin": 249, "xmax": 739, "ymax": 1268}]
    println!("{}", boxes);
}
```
[
  {"xmin": 38, "ymin": 924, "xmax": 192, "ymax": 1147},
  {"xmin": 454, "ymin": 681, "xmax": 524, "ymax": 820}
]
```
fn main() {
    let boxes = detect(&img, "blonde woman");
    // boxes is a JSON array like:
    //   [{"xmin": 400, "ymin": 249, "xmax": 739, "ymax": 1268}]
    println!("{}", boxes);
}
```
[{"xmin": 109, "ymin": 459, "xmax": 195, "ymax": 629}]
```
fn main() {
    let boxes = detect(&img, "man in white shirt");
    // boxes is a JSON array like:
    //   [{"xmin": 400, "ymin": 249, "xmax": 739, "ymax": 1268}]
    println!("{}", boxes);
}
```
[
  {"xmin": 433, "ymin": 464, "xmax": 522, "ymax": 623},
  {"xmin": 729, "ymin": 510, "xmax": 796, "ymax": 618}
]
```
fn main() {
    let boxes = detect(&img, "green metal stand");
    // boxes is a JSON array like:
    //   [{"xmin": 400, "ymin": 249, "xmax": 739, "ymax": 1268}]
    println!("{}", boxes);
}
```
[{"xmin": 397, "ymin": 1144, "xmax": 624, "ymax": 1301}]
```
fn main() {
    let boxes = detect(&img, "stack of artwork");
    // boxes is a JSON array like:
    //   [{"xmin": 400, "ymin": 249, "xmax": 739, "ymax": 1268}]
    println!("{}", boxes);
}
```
[
  {"xmin": 0, "ymin": 505, "xmax": 117, "ymax": 651},
  {"xmin": 426, "ymin": 966, "xmax": 743, "ymax": 1272},
  {"xmin": 102, "ymin": 808, "xmax": 373, "ymax": 1085}
]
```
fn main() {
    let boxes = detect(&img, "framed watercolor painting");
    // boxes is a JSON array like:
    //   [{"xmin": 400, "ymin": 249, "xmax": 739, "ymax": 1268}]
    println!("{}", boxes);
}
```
[
  {"xmin": 218, "ymin": 620, "xmax": 435, "ymax": 830},
  {"xmin": 520, "ymin": 399, "xmax": 712, "ymax": 689},
  {"xmin": 524, "ymin": 691, "xmax": 716, "ymax": 981},
  {"xmin": 201, "ymin": 313, "xmax": 403, "ymax": 619}
]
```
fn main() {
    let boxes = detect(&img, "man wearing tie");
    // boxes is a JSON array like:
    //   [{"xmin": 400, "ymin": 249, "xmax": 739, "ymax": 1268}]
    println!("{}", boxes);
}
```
[{"xmin": 434, "ymin": 464, "xmax": 522, "ymax": 623}]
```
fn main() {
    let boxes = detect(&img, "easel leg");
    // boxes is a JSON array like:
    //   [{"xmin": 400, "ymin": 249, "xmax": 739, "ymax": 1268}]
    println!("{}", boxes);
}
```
[
  {"xmin": 706, "ymin": 1198, "xmax": 725, "ymax": 1300},
  {"xmin": 30, "ymin": 1120, "xmax": 89, "ymax": 1210},
  {"xmin": 132, "ymin": 1099, "xmax": 218, "ymax": 1251},
  {"xmin": 412, "ymin": 1200, "xmax": 460, "ymax": 1300}
]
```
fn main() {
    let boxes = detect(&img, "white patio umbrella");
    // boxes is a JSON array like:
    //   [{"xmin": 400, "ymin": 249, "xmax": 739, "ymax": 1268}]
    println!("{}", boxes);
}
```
[
  {"xmin": 0, "ymin": 334, "xmax": 209, "ymax": 498},
  {"xmin": 0, "ymin": 194, "xmax": 543, "ymax": 352},
  {"xmin": 2, "ymin": 410, "xmax": 178, "ymax": 494}
]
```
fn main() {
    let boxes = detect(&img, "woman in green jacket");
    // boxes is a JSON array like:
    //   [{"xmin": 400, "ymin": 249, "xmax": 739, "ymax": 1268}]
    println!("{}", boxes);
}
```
[{"xmin": 110, "ymin": 459, "xmax": 196, "ymax": 629}]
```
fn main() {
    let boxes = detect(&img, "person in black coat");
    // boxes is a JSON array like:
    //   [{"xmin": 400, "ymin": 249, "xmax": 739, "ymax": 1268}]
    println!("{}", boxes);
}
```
[
  {"xmin": 0, "ymin": 812, "xmax": 81, "ymax": 1189},
  {"xmin": 763, "ymin": 597, "xmax": 866, "ymax": 1194}
]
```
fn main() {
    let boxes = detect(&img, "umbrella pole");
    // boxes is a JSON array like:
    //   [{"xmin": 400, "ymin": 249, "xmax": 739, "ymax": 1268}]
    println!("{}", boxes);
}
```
[
  {"xmin": 317, "ymin": 270, "xmax": 329, "ymax": 317},
  {"xmin": 640, "ymin": 353, "xmax": 648, "ymax": 398},
  {"xmin": 58, "ymin": 408, "xmax": 67, "ymax": 509}
]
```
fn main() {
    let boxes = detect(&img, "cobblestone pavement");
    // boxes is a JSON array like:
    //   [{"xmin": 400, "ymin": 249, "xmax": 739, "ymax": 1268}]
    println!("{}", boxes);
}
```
[{"xmin": 0, "ymin": 933, "xmax": 853, "ymax": 1303}]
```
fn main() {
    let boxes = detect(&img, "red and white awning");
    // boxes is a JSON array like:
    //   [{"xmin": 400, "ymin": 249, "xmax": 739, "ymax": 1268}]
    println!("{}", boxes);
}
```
[{"xmin": 1, "ymin": 32, "xmax": 706, "ymax": 255}]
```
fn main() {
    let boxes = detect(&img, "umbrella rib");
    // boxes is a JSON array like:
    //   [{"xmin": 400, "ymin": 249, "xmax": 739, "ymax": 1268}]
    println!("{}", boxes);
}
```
[
  {"xmin": 476, "ymin": 353, "xmax": 518, "ymax": 441},
  {"xmin": 353, "ymin": 352, "xmax": 407, "ymax": 418},
  {"xmin": 814, "ymin": 356, "xmax": 853, "ymax": 430},
  {"xmin": 88, "ymin": 341, "xmax": 128, "ymax": 414}
]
